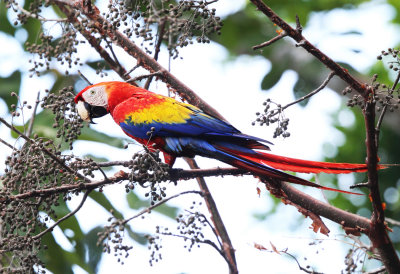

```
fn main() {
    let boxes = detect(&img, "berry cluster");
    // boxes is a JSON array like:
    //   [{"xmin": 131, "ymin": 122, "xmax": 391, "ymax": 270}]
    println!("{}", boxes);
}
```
[{"xmin": 253, "ymin": 98, "xmax": 291, "ymax": 138}]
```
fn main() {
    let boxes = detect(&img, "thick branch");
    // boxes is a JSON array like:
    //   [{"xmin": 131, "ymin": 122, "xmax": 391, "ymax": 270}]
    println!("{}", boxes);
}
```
[
  {"xmin": 57, "ymin": 4, "xmax": 130, "ymax": 81},
  {"xmin": 266, "ymin": 179, "xmax": 371, "ymax": 233},
  {"xmin": 364, "ymin": 101, "xmax": 400, "ymax": 272},
  {"xmin": 249, "ymin": 0, "xmax": 369, "ymax": 99},
  {"xmin": 55, "ymin": 0, "xmax": 224, "ymax": 120},
  {"xmin": 0, "ymin": 117, "xmax": 86, "ymax": 181},
  {"xmin": 2, "ymin": 168, "xmax": 247, "ymax": 201}
]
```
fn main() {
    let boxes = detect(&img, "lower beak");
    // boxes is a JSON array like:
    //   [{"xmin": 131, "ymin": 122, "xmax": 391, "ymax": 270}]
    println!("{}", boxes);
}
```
[
  {"xmin": 76, "ymin": 100, "xmax": 92, "ymax": 122},
  {"xmin": 76, "ymin": 100, "xmax": 108, "ymax": 124}
]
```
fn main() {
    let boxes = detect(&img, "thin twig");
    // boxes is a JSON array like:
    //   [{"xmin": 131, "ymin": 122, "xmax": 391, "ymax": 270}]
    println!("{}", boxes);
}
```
[
  {"xmin": 159, "ymin": 231, "xmax": 225, "ymax": 259},
  {"xmin": 349, "ymin": 182, "xmax": 369, "ymax": 189},
  {"xmin": 145, "ymin": 18, "xmax": 167, "ymax": 90},
  {"xmin": 122, "ymin": 190, "xmax": 203, "ymax": 224},
  {"xmin": 127, "ymin": 71, "xmax": 163, "ymax": 84},
  {"xmin": 78, "ymin": 70, "xmax": 92, "ymax": 85},
  {"xmin": 283, "ymin": 251, "xmax": 323, "ymax": 274},
  {"xmin": 385, "ymin": 217, "xmax": 400, "ymax": 227},
  {"xmin": 26, "ymin": 92, "xmax": 41, "ymax": 138},
  {"xmin": 123, "ymin": 64, "xmax": 141, "ymax": 77},
  {"xmin": 104, "ymin": 37, "xmax": 123, "ymax": 70},
  {"xmin": 264, "ymin": 72, "xmax": 335, "ymax": 120},
  {"xmin": 32, "ymin": 189, "xmax": 92, "ymax": 239},
  {"xmin": 13, "ymin": 2, "xmax": 67, "ymax": 22},
  {"xmin": 375, "ymin": 70, "xmax": 400, "ymax": 134},
  {"xmin": 295, "ymin": 15, "xmax": 303, "ymax": 34},
  {"xmin": 0, "ymin": 137, "xmax": 14, "ymax": 150},
  {"xmin": 253, "ymin": 32, "xmax": 287, "ymax": 50},
  {"xmin": 364, "ymin": 266, "xmax": 386, "ymax": 274},
  {"xmin": 282, "ymin": 72, "xmax": 335, "ymax": 110},
  {"xmin": 0, "ymin": 117, "xmax": 86, "ymax": 181},
  {"xmin": 249, "ymin": 0, "xmax": 370, "ymax": 99}
]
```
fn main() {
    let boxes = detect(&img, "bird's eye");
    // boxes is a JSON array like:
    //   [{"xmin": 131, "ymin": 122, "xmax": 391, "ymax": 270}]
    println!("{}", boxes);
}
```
[{"xmin": 90, "ymin": 89, "xmax": 96, "ymax": 95}]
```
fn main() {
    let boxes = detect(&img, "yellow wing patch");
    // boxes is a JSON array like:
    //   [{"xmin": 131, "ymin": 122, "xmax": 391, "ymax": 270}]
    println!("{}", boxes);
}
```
[{"xmin": 126, "ymin": 98, "xmax": 195, "ymax": 124}]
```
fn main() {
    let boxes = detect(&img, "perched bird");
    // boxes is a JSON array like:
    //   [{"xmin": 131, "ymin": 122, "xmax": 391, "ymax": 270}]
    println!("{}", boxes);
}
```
[{"xmin": 75, "ymin": 81, "xmax": 376, "ymax": 195}]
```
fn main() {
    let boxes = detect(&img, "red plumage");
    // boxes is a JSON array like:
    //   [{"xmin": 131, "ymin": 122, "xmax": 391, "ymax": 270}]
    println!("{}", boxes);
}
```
[{"xmin": 75, "ymin": 81, "xmax": 387, "ymax": 195}]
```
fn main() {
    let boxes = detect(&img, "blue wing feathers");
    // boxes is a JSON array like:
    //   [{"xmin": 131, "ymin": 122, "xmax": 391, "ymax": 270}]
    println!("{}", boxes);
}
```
[{"xmin": 120, "ymin": 109, "xmax": 272, "ymax": 150}]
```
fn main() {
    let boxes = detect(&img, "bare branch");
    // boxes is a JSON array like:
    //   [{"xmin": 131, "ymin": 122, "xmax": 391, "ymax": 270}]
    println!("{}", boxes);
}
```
[
  {"xmin": 122, "ymin": 190, "xmax": 203, "ymax": 225},
  {"xmin": 375, "ymin": 70, "xmax": 400, "ymax": 133},
  {"xmin": 0, "ymin": 117, "xmax": 87, "ymax": 181},
  {"xmin": 57, "ymin": 0, "xmax": 224, "ymax": 120},
  {"xmin": 253, "ymin": 32, "xmax": 287, "ymax": 50},
  {"xmin": 26, "ymin": 92, "xmax": 41, "ymax": 138},
  {"xmin": 249, "ymin": 0, "xmax": 370, "ymax": 99},
  {"xmin": 0, "ymin": 137, "xmax": 14, "ymax": 150},
  {"xmin": 127, "ymin": 71, "xmax": 163, "ymax": 84},
  {"xmin": 385, "ymin": 217, "xmax": 400, "ymax": 227},
  {"xmin": 364, "ymin": 266, "xmax": 386, "ymax": 274},
  {"xmin": 364, "ymin": 101, "xmax": 400, "ymax": 271},
  {"xmin": 78, "ymin": 70, "xmax": 92, "ymax": 85},
  {"xmin": 32, "ymin": 189, "xmax": 92, "ymax": 239},
  {"xmin": 144, "ymin": 18, "xmax": 167, "ymax": 90},
  {"xmin": 282, "ymin": 72, "xmax": 335, "ymax": 110}
]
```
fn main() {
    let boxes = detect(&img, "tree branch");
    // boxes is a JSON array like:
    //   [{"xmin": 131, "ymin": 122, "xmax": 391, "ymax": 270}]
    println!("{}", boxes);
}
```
[
  {"xmin": 122, "ymin": 190, "xmax": 203, "ymax": 225},
  {"xmin": 264, "ymin": 179, "xmax": 371, "ymax": 233},
  {"xmin": 249, "ymin": 0, "xmax": 370, "ymax": 99},
  {"xmin": 26, "ymin": 92, "xmax": 41, "ymax": 138},
  {"xmin": 364, "ymin": 101, "xmax": 400, "ymax": 272},
  {"xmin": 185, "ymin": 158, "xmax": 238, "ymax": 274},
  {"xmin": 32, "ymin": 189, "xmax": 92, "ymax": 239},
  {"xmin": 0, "ymin": 117, "xmax": 87, "ymax": 181},
  {"xmin": 55, "ymin": 0, "xmax": 224, "ymax": 120},
  {"xmin": 253, "ymin": 32, "xmax": 287, "ymax": 50},
  {"xmin": 57, "ymin": 4, "xmax": 131, "ymax": 82}
]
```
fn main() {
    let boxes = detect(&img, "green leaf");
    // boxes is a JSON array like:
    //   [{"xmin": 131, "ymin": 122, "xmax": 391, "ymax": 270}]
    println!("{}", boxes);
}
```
[
  {"xmin": 40, "ymin": 198, "xmax": 93, "ymax": 273},
  {"xmin": 0, "ymin": 70, "xmax": 21, "ymax": 110},
  {"xmin": 126, "ymin": 191, "xmax": 148, "ymax": 209},
  {"xmin": 40, "ymin": 233, "xmax": 75, "ymax": 274},
  {"xmin": 261, "ymin": 64, "xmax": 285, "ymax": 90},
  {"xmin": 89, "ymin": 191, "xmax": 125, "ymax": 219},
  {"xmin": 23, "ymin": 0, "xmax": 42, "ymax": 47},
  {"xmin": 0, "ymin": 2, "xmax": 16, "ymax": 35},
  {"xmin": 79, "ymin": 126, "xmax": 125, "ymax": 148},
  {"xmin": 83, "ymin": 226, "xmax": 104, "ymax": 273}
]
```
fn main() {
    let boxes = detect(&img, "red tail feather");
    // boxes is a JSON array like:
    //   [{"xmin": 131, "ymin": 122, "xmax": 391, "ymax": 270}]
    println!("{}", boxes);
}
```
[
  {"xmin": 230, "ymin": 158, "xmax": 363, "ymax": 195},
  {"xmin": 241, "ymin": 151, "xmax": 386, "ymax": 174},
  {"xmin": 215, "ymin": 146, "xmax": 380, "ymax": 195}
]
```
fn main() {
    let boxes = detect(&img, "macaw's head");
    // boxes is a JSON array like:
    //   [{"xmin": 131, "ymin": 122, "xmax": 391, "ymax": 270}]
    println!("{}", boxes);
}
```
[{"xmin": 74, "ymin": 81, "xmax": 139, "ymax": 124}]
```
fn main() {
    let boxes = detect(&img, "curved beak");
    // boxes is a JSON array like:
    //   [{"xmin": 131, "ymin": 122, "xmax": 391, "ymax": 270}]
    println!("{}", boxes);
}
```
[{"xmin": 76, "ymin": 100, "xmax": 108, "ymax": 124}]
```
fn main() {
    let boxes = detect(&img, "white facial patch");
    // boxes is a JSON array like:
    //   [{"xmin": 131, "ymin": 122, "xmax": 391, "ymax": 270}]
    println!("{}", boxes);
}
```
[
  {"xmin": 82, "ymin": 86, "xmax": 108, "ymax": 108},
  {"xmin": 76, "ymin": 100, "xmax": 90, "ymax": 121}
]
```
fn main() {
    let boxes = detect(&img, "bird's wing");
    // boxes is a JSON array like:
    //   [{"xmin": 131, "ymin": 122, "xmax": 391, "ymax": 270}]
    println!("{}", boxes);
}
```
[{"xmin": 112, "ymin": 96, "xmax": 271, "ymax": 149}]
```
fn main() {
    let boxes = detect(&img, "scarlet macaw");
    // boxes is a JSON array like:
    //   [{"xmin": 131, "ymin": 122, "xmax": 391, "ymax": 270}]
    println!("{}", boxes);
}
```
[{"xmin": 75, "ymin": 81, "xmax": 374, "ymax": 194}]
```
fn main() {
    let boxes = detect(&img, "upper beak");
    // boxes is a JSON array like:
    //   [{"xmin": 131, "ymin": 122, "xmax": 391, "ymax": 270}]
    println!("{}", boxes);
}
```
[{"xmin": 76, "ymin": 100, "xmax": 108, "ymax": 124}]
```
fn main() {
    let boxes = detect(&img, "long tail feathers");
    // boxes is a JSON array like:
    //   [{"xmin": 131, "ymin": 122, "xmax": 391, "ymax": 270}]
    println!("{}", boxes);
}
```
[
  {"xmin": 213, "ymin": 146, "xmax": 378, "ymax": 195},
  {"xmin": 237, "ymin": 150, "xmax": 387, "ymax": 174}
]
